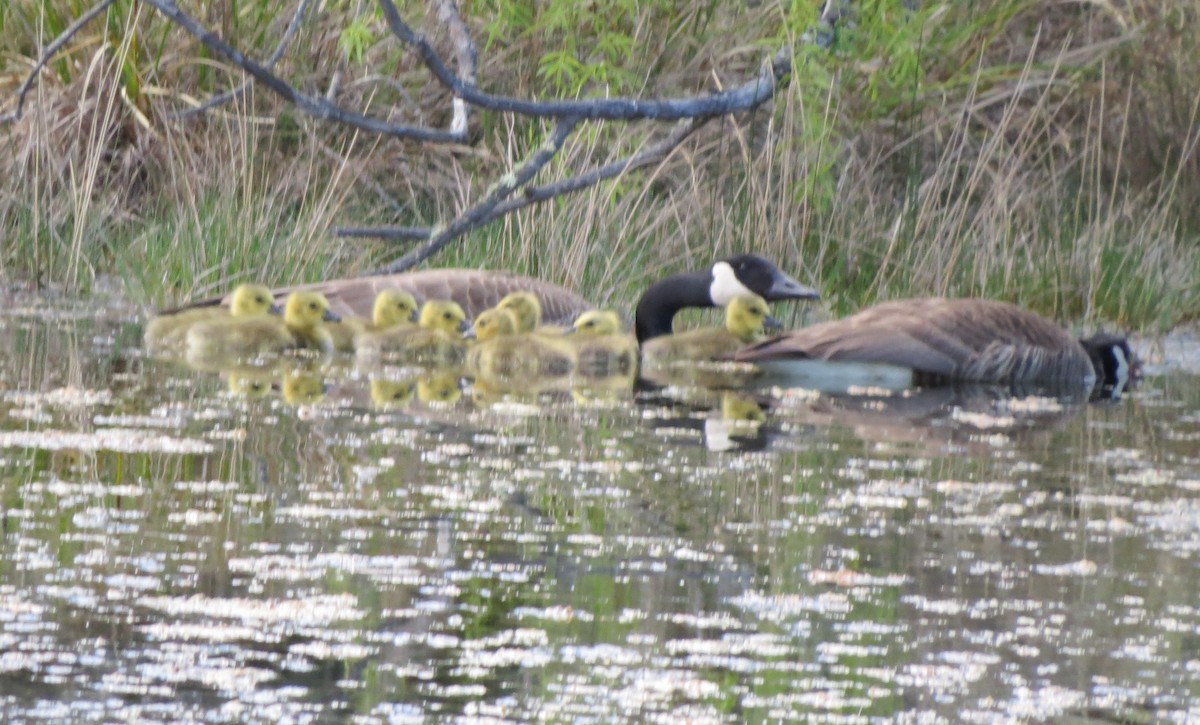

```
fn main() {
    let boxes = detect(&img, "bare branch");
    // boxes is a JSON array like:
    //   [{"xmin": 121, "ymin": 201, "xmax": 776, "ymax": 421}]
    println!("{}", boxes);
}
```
[
  {"xmin": 377, "ymin": 0, "xmax": 791, "ymax": 121},
  {"xmin": 376, "ymin": 117, "xmax": 582, "ymax": 274},
  {"xmin": 172, "ymin": 0, "xmax": 314, "ymax": 120},
  {"xmin": 338, "ymin": 225, "xmax": 428, "ymax": 241},
  {"xmin": 0, "ymin": 0, "xmax": 117, "ymax": 124},
  {"xmin": 139, "ymin": 0, "xmax": 466, "ymax": 143},
  {"xmin": 335, "ymin": 115, "xmax": 711, "ymax": 241}
]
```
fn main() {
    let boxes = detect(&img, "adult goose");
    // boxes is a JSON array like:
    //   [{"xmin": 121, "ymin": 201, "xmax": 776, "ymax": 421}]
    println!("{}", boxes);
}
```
[
  {"xmin": 183, "ymin": 254, "xmax": 818, "ymax": 333},
  {"xmin": 634, "ymin": 254, "xmax": 819, "ymax": 342},
  {"xmin": 734, "ymin": 298, "xmax": 1135, "ymax": 395}
]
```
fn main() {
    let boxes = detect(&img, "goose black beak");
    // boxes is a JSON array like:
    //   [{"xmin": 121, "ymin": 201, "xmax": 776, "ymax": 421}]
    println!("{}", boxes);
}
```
[
  {"xmin": 268, "ymin": 302, "xmax": 284, "ymax": 315},
  {"xmin": 409, "ymin": 309, "xmax": 419, "ymax": 322},
  {"xmin": 323, "ymin": 309, "xmax": 342, "ymax": 322},
  {"xmin": 461, "ymin": 321, "xmax": 475, "ymax": 338},
  {"xmin": 765, "ymin": 270, "xmax": 821, "ymax": 301},
  {"xmin": 763, "ymin": 314, "xmax": 784, "ymax": 332}
]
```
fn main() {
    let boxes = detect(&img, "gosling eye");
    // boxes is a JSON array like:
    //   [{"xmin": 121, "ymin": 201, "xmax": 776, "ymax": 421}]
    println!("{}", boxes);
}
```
[
  {"xmin": 443, "ymin": 312, "xmax": 452, "ymax": 320},
  {"xmin": 309, "ymin": 302, "xmax": 319, "ymax": 311}
]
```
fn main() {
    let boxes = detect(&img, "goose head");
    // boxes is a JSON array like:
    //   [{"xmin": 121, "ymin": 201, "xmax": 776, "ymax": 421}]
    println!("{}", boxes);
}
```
[
  {"xmin": 497, "ymin": 292, "xmax": 542, "ymax": 333},
  {"xmin": 284, "ymin": 292, "xmax": 340, "ymax": 331},
  {"xmin": 570, "ymin": 310, "xmax": 623, "ymax": 336},
  {"xmin": 418, "ymin": 300, "xmax": 471, "ymax": 336},
  {"xmin": 726, "ymin": 294, "xmax": 782, "ymax": 344},
  {"xmin": 635, "ymin": 254, "xmax": 818, "ymax": 342},
  {"xmin": 372, "ymin": 290, "xmax": 419, "ymax": 327},
  {"xmin": 1079, "ymin": 333, "xmax": 1138, "ymax": 397},
  {"xmin": 229, "ymin": 284, "xmax": 283, "ymax": 317},
  {"xmin": 472, "ymin": 308, "xmax": 520, "ymax": 342}
]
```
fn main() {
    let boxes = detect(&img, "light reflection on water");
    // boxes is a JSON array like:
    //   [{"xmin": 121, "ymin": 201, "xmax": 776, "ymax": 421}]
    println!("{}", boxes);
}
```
[{"xmin": 0, "ymin": 305, "xmax": 1198, "ymax": 723}]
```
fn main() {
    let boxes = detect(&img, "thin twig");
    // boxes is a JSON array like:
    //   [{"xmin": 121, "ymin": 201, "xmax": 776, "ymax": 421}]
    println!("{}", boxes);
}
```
[
  {"xmin": 377, "ymin": 0, "xmax": 791, "ymax": 121},
  {"xmin": 140, "ymin": 0, "xmax": 466, "ymax": 143},
  {"xmin": 0, "ymin": 0, "xmax": 118, "ymax": 124},
  {"xmin": 376, "ymin": 117, "xmax": 581, "ymax": 273},
  {"xmin": 172, "ymin": 0, "xmax": 313, "ymax": 119}
]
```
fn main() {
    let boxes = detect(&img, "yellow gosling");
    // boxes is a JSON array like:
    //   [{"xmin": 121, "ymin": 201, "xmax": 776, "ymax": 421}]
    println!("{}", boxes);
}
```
[
  {"xmin": 355, "ymin": 299, "xmax": 470, "ymax": 366},
  {"xmin": 145, "ymin": 283, "xmax": 280, "ymax": 351},
  {"xmin": 640, "ymin": 294, "xmax": 780, "ymax": 366},
  {"xmin": 186, "ymin": 291, "xmax": 340, "ymax": 361},
  {"xmin": 567, "ymin": 310, "xmax": 638, "ymax": 378},
  {"xmin": 328, "ymin": 289, "xmax": 419, "ymax": 352},
  {"xmin": 498, "ymin": 291, "xmax": 568, "ymax": 336},
  {"xmin": 467, "ymin": 307, "xmax": 575, "ymax": 381}
]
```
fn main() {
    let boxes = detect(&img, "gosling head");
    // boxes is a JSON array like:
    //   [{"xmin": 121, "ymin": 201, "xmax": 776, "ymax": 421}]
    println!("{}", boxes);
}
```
[
  {"xmin": 284, "ymin": 292, "xmax": 340, "ymax": 330},
  {"xmin": 471, "ymin": 308, "xmax": 520, "ymax": 342},
  {"xmin": 418, "ymin": 300, "xmax": 470, "ymax": 336},
  {"xmin": 725, "ymin": 294, "xmax": 781, "ymax": 344},
  {"xmin": 372, "ymin": 290, "xmax": 419, "ymax": 327},
  {"xmin": 497, "ymin": 292, "xmax": 542, "ymax": 333},
  {"xmin": 229, "ymin": 284, "xmax": 282, "ymax": 317},
  {"xmin": 570, "ymin": 310, "xmax": 623, "ymax": 337}
]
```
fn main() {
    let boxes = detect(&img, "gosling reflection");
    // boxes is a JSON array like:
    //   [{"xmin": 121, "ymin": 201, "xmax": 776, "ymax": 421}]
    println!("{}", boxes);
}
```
[{"xmin": 705, "ymin": 392, "xmax": 768, "ymax": 452}]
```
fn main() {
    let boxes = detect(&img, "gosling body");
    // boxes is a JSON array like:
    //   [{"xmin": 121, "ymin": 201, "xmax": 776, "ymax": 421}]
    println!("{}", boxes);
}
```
[
  {"xmin": 186, "ymin": 291, "xmax": 339, "ymax": 360},
  {"xmin": 327, "ymin": 290, "xmax": 419, "ymax": 352},
  {"xmin": 356, "ymin": 300, "xmax": 471, "ymax": 366},
  {"xmin": 145, "ymin": 283, "xmax": 280, "ymax": 350}
]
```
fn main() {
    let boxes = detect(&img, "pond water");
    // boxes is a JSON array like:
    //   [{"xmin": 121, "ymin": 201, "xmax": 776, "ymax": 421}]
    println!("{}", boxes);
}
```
[{"xmin": 1, "ymin": 300, "xmax": 1198, "ymax": 723}]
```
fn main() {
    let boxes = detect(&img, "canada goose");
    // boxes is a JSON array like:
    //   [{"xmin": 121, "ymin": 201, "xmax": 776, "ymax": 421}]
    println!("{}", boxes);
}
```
[
  {"xmin": 145, "ymin": 283, "xmax": 281, "ymax": 350},
  {"xmin": 641, "ymin": 294, "xmax": 782, "ymax": 366},
  {"xmin": 567, "ymin": 310, "xmax": 638, "ymax": 378},
  {"xmin": 186, "ymin": 291, "xmax": 340, "ymax": 360},
  {"xmin": 327, "ymin": 290, "xmax": 419, "ymax": 352},
  {"xmin": 734, "ymin": 298, "xmax": 1136, "ymax": 394},
  {"xmin": 634, "ymin": 254, "xmax": 819, "ymax": 342},
  {"xmin": 466, "ymin": 307, "xmax": 575, "ymax": 381},
  {"xmin": 355, "ymin": 299, "xmax": 471, "ymax": 366}
]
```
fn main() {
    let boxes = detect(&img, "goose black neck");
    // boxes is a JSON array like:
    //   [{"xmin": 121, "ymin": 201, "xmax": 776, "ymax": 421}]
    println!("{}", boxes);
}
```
[{"xmin": 635, "ymin": 270, "xmax": 715, "ymax": 343}]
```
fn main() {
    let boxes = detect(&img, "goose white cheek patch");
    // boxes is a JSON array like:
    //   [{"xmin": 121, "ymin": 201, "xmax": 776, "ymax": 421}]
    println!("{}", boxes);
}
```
[
  {"xmin": 710, "ymin": 262, "xmax": 754, "ymax": 306},
  {"xmin": 1111, "ymin": 345, "xmax": 1130, "ymax": 383}
]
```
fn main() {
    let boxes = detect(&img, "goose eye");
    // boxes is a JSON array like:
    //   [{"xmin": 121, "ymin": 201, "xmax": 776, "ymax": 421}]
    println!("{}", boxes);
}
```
[
  {"xmin": 309, "ymin": 302, "xmax": 318, "ymax": 310},
  {"xmin": 444, "ymin": 312, "xmax": 452, "ymax": 320}
]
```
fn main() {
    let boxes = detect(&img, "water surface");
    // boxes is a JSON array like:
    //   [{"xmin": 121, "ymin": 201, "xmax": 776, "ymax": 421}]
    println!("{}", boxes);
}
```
[{"xmin": 0, "ymin": 301, "xmax": 1198, "ymax": 723}]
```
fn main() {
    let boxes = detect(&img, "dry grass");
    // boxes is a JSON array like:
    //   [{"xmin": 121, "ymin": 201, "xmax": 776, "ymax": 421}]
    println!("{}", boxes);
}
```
[{"xmin": 1, "ymin": 0, "xmax": 1197, "ymax": 328}]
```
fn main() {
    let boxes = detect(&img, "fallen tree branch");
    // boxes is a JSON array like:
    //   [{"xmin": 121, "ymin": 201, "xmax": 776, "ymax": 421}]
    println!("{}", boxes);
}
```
[
  {"xmin": 376, "ymin": 116, "xmax": 582, "ymax": 274},
  {"xmin": 377, "ymin": 0, "xmax": 792, "ymax": 121},
  {"xmin": 171, "ymin": 0, "xmax": 314, "ymax": 120},
  {"xmin": 0, "ymin": 0, "xmax": 117, "ymax": 124},
  {"xmin": 140, "ymin": 0, "xmax": 466, "ymax": 143},
  {"xmin": 335, "ymin": 115, "xmax": 711, "ymax": 241}
]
